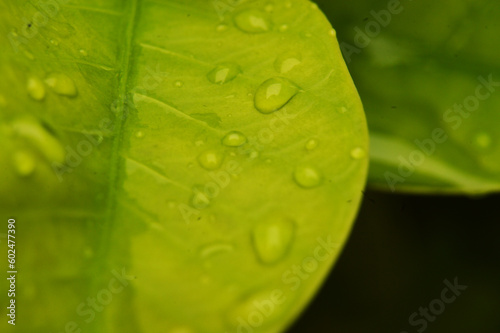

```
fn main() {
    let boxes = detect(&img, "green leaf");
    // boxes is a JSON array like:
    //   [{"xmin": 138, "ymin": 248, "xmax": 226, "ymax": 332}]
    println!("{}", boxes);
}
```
[
  {"xmin": 0, "ymin": 1, "xmax": 368, "ymax": 332},
  {"xmin": 318, "ymin": 0, "xmax": 500, "ymax": 194}
]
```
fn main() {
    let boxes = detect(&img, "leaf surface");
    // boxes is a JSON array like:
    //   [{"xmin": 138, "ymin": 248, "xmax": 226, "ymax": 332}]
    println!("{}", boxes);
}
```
[{"xmin": 0, "ymin": 1, "xmax": 368, "ymax": 332}]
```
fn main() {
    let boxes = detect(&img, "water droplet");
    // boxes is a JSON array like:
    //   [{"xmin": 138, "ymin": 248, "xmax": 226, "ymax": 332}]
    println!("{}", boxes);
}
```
[
  {"xmin": 305, "ymin": 139, "xmax": 318, "ymax": 151},
  {"xmin": 45, "ymin": 73, "xmax": 78, "ymax": 97},
  {"xmin": 254, "ymin": 77, "xmax": 299, "ymax": 114},
  {"xmin": 135, "ymin": 131, "xmax": 144, "ymax": 138},
  {"xmin": 249, "ymin": 151, "xmax": 259, "ymax": 159},
  {"xmin": 474, "ymin": 132, "xmax": 492, "ymax": 149},
  {"xmin": 252, "ymin": 215, "xmax": 295, "ymax": 264},
  {"xmin": 50, "ymin": 39, "xmax": 59, "ymax": 46},
  {"xmin": 207, "ymin": 63, "xmax": 241, "ymax": 85},
  {"xmin": 174, "ymin": 80, "xmax": 183, "ymax": 87},
  {"xmin": 198, "ymin": 150, "xmax": 224, "ymax": 170},
  {"xmin": 329, "ymin": 29, "xmax": 336, "ymax": 37},
  {"xmin": 11, "ymin": 118, "xmax": 65, "ymax": 163},
  {"xmin": 234, "ymin": 9, "xmax": 271, "ymax": 33},
  {"xmin": 216, "ymin": 24, "xmax": 228, "ymax": 32},
  {"xmin": 274, "ymin": 52, "xmax": 302, "ymax": 74},
  {"xmin": 199, "ymin": 242, "xmax": 234, "ymax": 259},
  {"xmin": 191, "ymin": 187, "xmax": 211, "ymax": 209},
  {"xmin": 13, "ymin": 150, "xmax": 36, "ymax": 177},
  {"xmin": 264, "ymin": 3, "xmax": 274, "ymax": 12},
  {"xmin": 339, "ymin": 106, "xmax": 348, "ymax": 113},
  {"xmin": 293, "ymin": 165, "xmax": 322, "ymax": 188},
  {"xmin": 279, "ymin": 24, "xmax": 289, "ymax": 32},
  {"xmin": 79, "ymin": 49, "xmax": 88, "ymax": 56},
  {"xmin": 27, "ymin": 77, "xmax": 46, "ymax": 101},
  {"xmin": 222, "ymin": 131, "xmax": 247, "ymax": 147},
  {"xmin": 350, "ymin": 147, "xmax": 366, "ymax": 160}
]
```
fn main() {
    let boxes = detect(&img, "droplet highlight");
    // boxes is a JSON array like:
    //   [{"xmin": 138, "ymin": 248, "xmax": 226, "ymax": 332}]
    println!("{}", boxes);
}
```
[
  {"xmin": 293, "ymin": 165, "xmax": 322, "ymax": 188},
  {"xmin": 305, "ymin": 139, "xmax": 318, "ymax": 151},
  {"xmin": 222, "ymin": 131, "xmax": 247, "ymax": 147},
  {"xmin": 45, "ymin": 73, "xmax": 77, "ymax": 97},
  {"xmin": 198, "ymin": 149, "xmax": 224, "ymax": 170},
  {"xmin": 254, "ymin": 77, "xmax": 299, "ymax": 114},
  {"xmin": 207, "ymin": 63, "xmax": 241, "ymax": 85},
  {"xmin": 234, "ymin": 9, "xmax": 271, "ymax": 33},
  {"xmin": 252, "ymin": 216, "xmax": 295, "ymax": 264},
  {"xmin": 27, "ymin": 77, "xmax": 46, "ymax": 101}
]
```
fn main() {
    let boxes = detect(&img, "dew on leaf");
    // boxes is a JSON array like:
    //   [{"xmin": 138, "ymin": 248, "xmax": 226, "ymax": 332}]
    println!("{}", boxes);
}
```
[
  {"xmin": 350, "ymin": 147, "xmax": 366, "ymax": 160},
  {"xmin": 11, "ymin": 118, "xmax": 65, "ymax": 163},
  {"xmin": 50, "ymin": 39, "xmax": 59, "ymax": 46},
  {"xmin": 274, "ymin": 52, "xmax": 302, "ymax": 74},
  {"xmin": 79, "ymin": 49, "xmax": 88, "ymax": 56},
  {"xmin": 293, "ymin": 165, "xmax": 322, "ymax": 188},
  {"xmin": 135, "ymin": 131, "xmax": 144, "ymax": 138},
  {"xmin": 234, "ymin": 9, "xmax": 271, "ymax": 33},
  {"xmin": 198, "ymin": 149, "xmax": 224, "ymax": 170},
  {"xmin": 174, "ymin": 80, "xmax": 183, "ymax": 87},
  {"xmin": 252, "ymin": 215, "xmax": 295, "ymax": 264},
  {"xmin": 13, "ymin": 150, "xmax": 36, "ymax": 177},
  {"xmin": 474, "ymin": 132, "xmax": 492, "ymax": 149},
  {"xmin": 222, "ymin": 131, "xmax": 247, "ymax": 147},
  {"xmin": 207, "ymin": 63, "xmax": 241, "ymax": 85},
  {"xmin": 339, "ymin": 106, "xmax": 348, "ymax": 113},
  {"xmin": 45, "ymin": 73, "xmax": 78, "ymax": 97},
  {"xmin": 254, "ymin": 77, "xmax": 299, "ymax": 114},
  {"xmin": 305, "ymin": 139, "xmax": 318, "ymax": 151},
  {"xmin": 279, "ymin": 24, "xmax": 289, "ymax": 32},
  {"xmin": 27, "ymin": 77, "xmax": 46, "ymax": 101},
  {"xmin": 249, "ymin": 151, "xmax": 259, "ymax": 159},
  {"xmin": 329, "ymin": 29, "xmax": 336, "ymax": 37}
]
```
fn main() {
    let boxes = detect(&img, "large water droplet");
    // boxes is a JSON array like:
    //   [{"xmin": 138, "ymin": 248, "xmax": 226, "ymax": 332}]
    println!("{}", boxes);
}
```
[
  {"xmin": 27, "ymin": 77, "xmax": 46, "ymax": 101},
  {"xmin": 13, "ymin": 150, "xmax": 36, "ymax": 177},
  {"xmin": 274, "ymin": 52, "xmax": 302, "ymax": 74},
  {"xmin": 45, "ymin": 73, "xmax": 77, "ymax": 97},
  {"xmin": 293, "ymin": 165, "xmax": 322, "ymax": 188},
  {"xmin": 207, "ymin": 63, "xmax": 241, "ymax": 85},
  {"xmin": 252, "ymin": 216, "xmax": 295, "ymax": 264},
  {"xmin": 234, "ymin": 9, "xmax": 271, "ymax": 33},
  {"xmin": 350, "ymin": 147, "xmax": 366, "ymax": 160},
  {"xmin": 305, "ymin": 139, "xmax": 318, "ymax": 151},
  {"xmin": 254, "ymin": 77, "xmax": 299, "ymax": 114},
  {"xmin": 222, "ymin": 131, "xmax": 247, "ymax": 147},
  {"xmin": 198, "ymin": 149, "xmax": 224, "ymax": 170}
]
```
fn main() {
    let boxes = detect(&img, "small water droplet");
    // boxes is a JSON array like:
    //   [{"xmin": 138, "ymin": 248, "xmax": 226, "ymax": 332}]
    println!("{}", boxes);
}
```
[
  {"xmin": 27, "ymin": 77, "xmax": 46, "ymax": 101},
  {"xmin": 174, "ymin": 80, "xmax": 183, "ymax": 87},
  {"xmin": 274, "ymin": 52, "xmax": 302, "ymax": 74},
  {"xmin": 198, "ymin": 149, "xmax": 224, "ymax": 170},
  {"xmin": 222, "ymin": 131, "xmax": 247, "ymax": 147},
  {"xmin": 474, "ymin": 132, "xmax": 492, "ymax": 149},
  {"xmin": 329, "ymin": 29, "xmax": 336, "ymax": 37},
  {"xmin": 293, "ymin": 165, "xmax": 322, "ymax": 188},
  {"xmin": 305, "ymin": 139, "xmax": 318, "ymax": 151},
  {"xmin": 216, "ymin": 24, "xmax": 228, "ymax": 32},
  {"xmin": 50, "ymin": 39, "xmax": 59, "ymax": 46},
  {"xmin": 234, "ymin": 9, "xmax": 271, "ymax": 33},
  {"xmin": 252, "ymin": 215, "xmax": 295, "ymax": 264},
  {"xmin": 79, "ymin": 49, "xmax": 88, "ymax": 56},
  {"xmin": 135, "ymin": 131, "xmax": 144, "ymax": 138},
  {"xmin": 249, "ymin": 151, "xmax": 259, "ymax": 159},
  {"xmin": 45, "ymin": 73, "xmax": 78, "ymax": 97},
  {"xmin": 339, "ymin": 106, "xmax": 348, "ymax": 113},
  {"xmin": 207, "ymin": 63, "xmax": 241, "ymax": 85},
  {"xmin": 279, "ymin": 24, "xmax": 289, "ymax": 32},
  {"xmin": 13, "ymin": 150, "xmax": 36, "ymax": 177},
  {"xmin": 350, "ymin": 147, "xmax": 366, "ymax": 160},
  {"xmin": 254, "ymin": 77, "xmax": 299, "ymax": 114},
  {"xmin": 264, "ymin": 3, "xmax": 274, "ymax": 12}
]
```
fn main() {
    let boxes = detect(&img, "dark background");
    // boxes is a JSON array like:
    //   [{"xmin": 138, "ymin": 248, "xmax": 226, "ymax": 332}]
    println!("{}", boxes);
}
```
[{"xmin": 288, "ymin": 191, "xmax": 500, "ymax": 332}]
